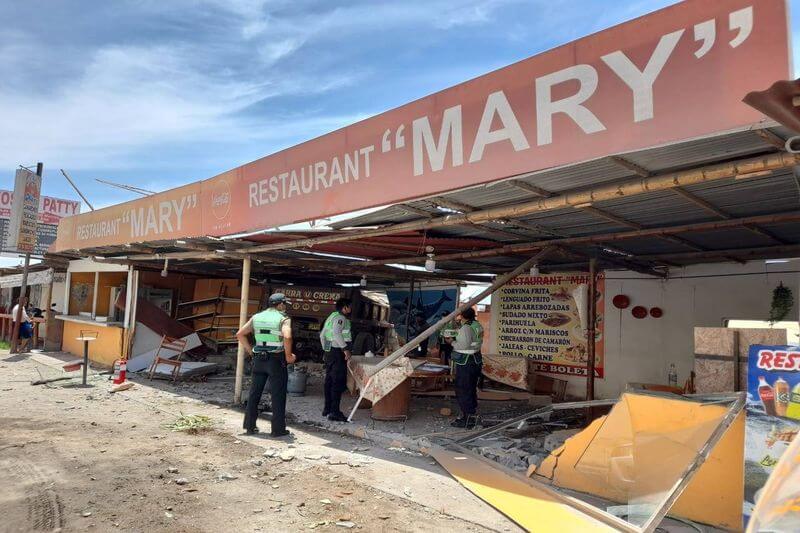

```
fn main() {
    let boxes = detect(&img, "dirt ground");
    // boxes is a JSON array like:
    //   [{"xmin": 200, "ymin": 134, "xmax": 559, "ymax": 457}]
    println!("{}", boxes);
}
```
[{"xmin": 0, "ymin": 350, "xmax": 515, "ymax": 533}]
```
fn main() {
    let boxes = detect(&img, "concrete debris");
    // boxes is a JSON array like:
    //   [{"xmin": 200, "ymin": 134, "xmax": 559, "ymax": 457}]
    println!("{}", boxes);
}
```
[
  {"xmin": 250, "ymin": 459, "xmax": 263, "ymax": 466},
  {"xmin": 175, "ymin": 478, "xmax": 189, "ymax": 485},
  {"xmin": 263, "ymin": 449, "xmax": 279, "ymax": 458},
  {"xmin": 167, "ymin": 467, "xmax": 179, "ymax": 473},
  {"xmin": 320, "ymin": 499, "xmax": 332, "ymax": 505},
  {"xmin": 543, "ymin": 429, "xmax": 581, "ymax": 452},
  {"xmin": 217, "ymin": 472, "xmax": 238, "ymax": 481},
  {"xmin": 278, "ymin": 450, "xmax": 295, "ymax": 462},
  {"xmin": 336, "ymin": 521, "xmax": 356, "ymax": 528}
]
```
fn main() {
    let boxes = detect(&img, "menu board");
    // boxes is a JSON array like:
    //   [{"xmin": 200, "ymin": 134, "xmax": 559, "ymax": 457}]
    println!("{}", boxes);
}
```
[
  {"xmin": 744, "ymin": 344, "xmax": 800, "ymax": 524},
  {"xmin": 492, "ymin": 273, "xmax": 604, "ymax": 378},
  {"xmin": 0, "ymin": 189, "xmax": 79, "ymax": 258}
]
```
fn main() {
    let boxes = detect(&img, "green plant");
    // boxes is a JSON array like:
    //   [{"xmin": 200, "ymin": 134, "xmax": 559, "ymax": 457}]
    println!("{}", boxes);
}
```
[
  {"xmin": 769, "ymin": 283, "xmax": 794, "ymax": 325},
  {"xmin": 163, "ymin": 413, "xmax": 215, "ymax": 434},
  {"xmin": 0, "ymin": 340, "xmax": 9, "ymax": 350}
]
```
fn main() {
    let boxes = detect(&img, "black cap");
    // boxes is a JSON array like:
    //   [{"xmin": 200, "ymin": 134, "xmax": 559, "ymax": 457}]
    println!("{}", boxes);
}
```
[{"xmin": 269, "ymin": 293, "xmax": 291, "ymax": 305}]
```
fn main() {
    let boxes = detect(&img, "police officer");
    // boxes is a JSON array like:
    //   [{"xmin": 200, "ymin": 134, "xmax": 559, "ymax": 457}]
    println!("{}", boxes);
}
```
[
  {"xmin": 320, "ymin": 298, "xmax": 352, "ymax": 422},
  {"xmin": 236, "ymin": 293, "xmax": 296, "ymax": 437},
  {"xmin": 449, "ymin": 307, "xmax": 484, "ymax": 428},
  {"xmin": 438, "ymin": 314, "xmax": 458, "ymax": 367}
]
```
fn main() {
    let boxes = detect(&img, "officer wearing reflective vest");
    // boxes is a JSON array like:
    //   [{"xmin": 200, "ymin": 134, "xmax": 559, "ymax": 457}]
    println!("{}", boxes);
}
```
[
  {"xmin": 448, "ymin": 307, "xmax": 483, "ymax": 428},
  {"xmin": 438, "ymin": 316, "xmax": 459, "ymax": 366},
  {"xmin": 320, "ymin": 298, "xmax": 352, "ymax": 422},
  {"xmin": 236, "ymin": 293, "xmax": 296, "ymax": 437}
]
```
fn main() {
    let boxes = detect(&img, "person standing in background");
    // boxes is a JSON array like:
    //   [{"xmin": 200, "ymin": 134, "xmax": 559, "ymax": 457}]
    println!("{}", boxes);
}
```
[
  {"xmin": 11, "ymin": 296, "xmax": 32, "ymax": 352},
  {"xmin": 448, "ymin": 307, "xmax": 484, "ymax": 428},
  {"xmin": 236, "ymin": 293, "xmax": 296, "ymax": 437},
  {"xmin": 321, "ymin": 298, "xmax": 353, "ymax": 422}
]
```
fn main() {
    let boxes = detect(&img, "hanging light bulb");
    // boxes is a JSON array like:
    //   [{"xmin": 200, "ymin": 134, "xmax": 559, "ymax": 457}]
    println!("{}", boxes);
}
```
[
  {"xmin": 424, "ymin": 245, "xmax": 436, "ymax": 272},
  {"xmin": 161, "ymin": 258, "xmax": 169, "ymax": 278},
  {"xmin": 360, "ymin": 275, "xmax": 367, "ymax": 287},
  {"xmin": 529, "ymin": 263, "xmax": 539, "ymax": 277}
]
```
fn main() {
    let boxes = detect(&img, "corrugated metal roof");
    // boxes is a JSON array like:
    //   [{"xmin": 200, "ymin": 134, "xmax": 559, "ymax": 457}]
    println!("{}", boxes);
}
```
[{"xmin": 319, "ymin": 127, "xmax": 800, "ymax": 273}]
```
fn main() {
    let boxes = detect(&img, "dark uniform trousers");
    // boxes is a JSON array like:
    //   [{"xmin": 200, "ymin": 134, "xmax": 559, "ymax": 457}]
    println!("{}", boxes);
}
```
[
  {"xmin": 324, "ymin": 347, "xmax": 348, "ymax": 415},
  {"xmin": 454, "ymin": 353, "xmax": 482, "ymax": 417},
  {"xmin": 244, "ymin": 353, "xmax": 288, "ymax": 435},
  {"xmin": 439, "ymin": 342, "xmax": 453, "ymax": 365}
]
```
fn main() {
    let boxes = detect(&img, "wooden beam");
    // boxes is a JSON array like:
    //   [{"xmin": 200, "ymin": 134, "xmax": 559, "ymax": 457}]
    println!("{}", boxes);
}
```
[
  {"xmin": 672, "ymin": 188, "xmax": 730, "ymax": 219},
  {"xmin": 430, "ymin": 196, "xmax": 534, "ymax": 241},
  {"xmin": 506, "ymin": 179, "xmax": 554, "ymax": 198},
  {"xmin": 672, "ymin": 187, "xmax": 786, "ymax": 244},
  {"xmin": 398, "ymin": 204, "xmax": 433, "ymax": 218},
  {"xmin": 559, "ymin": 245, "xmax": 666, "ymax": 279},
  {"xmin": 609, "ymin": 155, "xmax": 651, "ymax": 177},
  {"xmin": 234, "ymin": 256, "xmax": 251, "ymax": 405},
  {"xmin": 637, "ymin": 244, "xmax": 800, "ymax": 263},
  {"xmin": 358, "ymin": 211, "xmax": 800, "ymax": 266},
  {"xmin": 579, "ymin": 205, "xmax": 705, "ymax": 252},
  {"xmin": 755, "ymin": 129, "xmax": 787, "ymax": 151}
]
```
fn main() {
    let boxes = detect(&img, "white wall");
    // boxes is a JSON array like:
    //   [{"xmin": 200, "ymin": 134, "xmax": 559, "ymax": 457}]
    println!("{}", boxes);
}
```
[
  {"xmin": 491, "ymin": 261, "xmax": 800, "ymax": 400},
  {"xmin": 67, "ymin": 258, "xmax": 129, "ymax": 273}
]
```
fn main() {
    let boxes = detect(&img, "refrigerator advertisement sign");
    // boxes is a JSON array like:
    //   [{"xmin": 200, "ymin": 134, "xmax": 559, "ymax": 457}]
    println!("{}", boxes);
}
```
[{"xmin": 745, "ymin": 345, "xmax": 800, "ymax": 523}]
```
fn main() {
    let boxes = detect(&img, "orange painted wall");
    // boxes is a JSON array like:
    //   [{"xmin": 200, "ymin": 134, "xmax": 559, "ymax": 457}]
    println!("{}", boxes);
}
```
[
  {"xmin": 95, "ymin": 272, "xmax": 128, "ymax": 317},
  {"xmin": 61, "ymin": 320, "xmax": 124, "ymax": 367}
]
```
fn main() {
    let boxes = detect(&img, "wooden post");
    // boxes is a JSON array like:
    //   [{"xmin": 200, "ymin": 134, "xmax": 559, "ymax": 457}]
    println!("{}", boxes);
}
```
[
  {"xmin": 404, "ymin": 275, "xmax": 415, "ymax": 343},
  {"xmin": 91, "ymin": 271, "xmax": 99, "ymax": 319},
  {"xmin": 586, "ymin": 259, "xmax": 597, "ymax": 401},
  {"xmin": 234, "ymin": 256, "xmax": 252, "ymax": 405},
  {"xmin": 347, "ymin": 249, "xmax": 552, "ymax": 421}
]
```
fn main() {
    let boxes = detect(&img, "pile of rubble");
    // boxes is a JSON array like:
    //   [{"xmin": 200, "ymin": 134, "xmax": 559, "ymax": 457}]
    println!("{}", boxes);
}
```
[
  {"xmin": 463, "ymin": 410, "xmax": 588, "ymax": 472},
  {"xmin": 467, "ymin": 428, "xmax": 581, "ymax": 471}
]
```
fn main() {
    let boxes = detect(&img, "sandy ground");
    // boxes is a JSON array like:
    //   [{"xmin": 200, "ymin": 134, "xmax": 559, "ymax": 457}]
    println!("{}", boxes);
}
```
[{"xmin": 0, "ymin": 350, "xmax": 519, "ymax": 533}]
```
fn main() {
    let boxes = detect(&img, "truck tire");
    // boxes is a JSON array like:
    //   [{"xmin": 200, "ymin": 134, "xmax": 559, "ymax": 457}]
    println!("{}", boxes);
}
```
[{"xmin": 353, "ymin": 331, "xmax": 376, "ymax": 355}]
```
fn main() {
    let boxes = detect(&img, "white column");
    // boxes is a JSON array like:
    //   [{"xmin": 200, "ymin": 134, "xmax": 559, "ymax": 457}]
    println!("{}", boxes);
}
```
[
  {"xmin": 91, "ymin": 271, "xmax": 99, "ymax": 319},
  {"xmin": 123, "ymin": 266, "xmax": 134, "ymax": 328}
]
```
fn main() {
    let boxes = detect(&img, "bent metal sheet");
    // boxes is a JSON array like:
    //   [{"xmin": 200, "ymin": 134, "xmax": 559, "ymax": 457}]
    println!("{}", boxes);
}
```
[{"xmin": 53, "ymin": 0, "xmax": 789, "ymax": 251}]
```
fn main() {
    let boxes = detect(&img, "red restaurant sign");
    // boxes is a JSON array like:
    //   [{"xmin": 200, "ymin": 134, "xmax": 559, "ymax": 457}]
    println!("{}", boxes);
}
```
[{"xmin": 53, "ymin": 0, "xmax": 789, "ymax": 251}]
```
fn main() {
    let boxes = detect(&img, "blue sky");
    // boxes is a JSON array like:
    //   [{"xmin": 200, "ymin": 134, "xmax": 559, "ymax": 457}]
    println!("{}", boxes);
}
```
[{"xmin": 0, "ymin": 1, "xmax": 797, "ymax": 221}]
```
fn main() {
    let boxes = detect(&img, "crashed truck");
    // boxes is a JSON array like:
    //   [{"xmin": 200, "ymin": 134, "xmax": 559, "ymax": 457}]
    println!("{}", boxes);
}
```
[{"xmin": 271, "ymin": 285, "xmax": 392, "ymax": 361}]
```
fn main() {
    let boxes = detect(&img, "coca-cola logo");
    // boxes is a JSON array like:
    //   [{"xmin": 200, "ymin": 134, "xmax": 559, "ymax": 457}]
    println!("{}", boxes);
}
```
[
  {"xmin": 210, "ymin": 179, "xmax": 231, "ymax": 221},
  {"xmin": 757, "ymin": 350, "xmax": 800, "ymax": 372}
]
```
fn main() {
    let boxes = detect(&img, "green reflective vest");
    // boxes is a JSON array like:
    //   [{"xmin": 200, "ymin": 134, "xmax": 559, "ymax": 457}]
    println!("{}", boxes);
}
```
[
  {"xmin": 439, "ymin": 320, "xmax": 459, "ymax": 340},
  {"xmin": 321, "ymin": 311, "xmax": 352, "ymax": 349},
  {"xmin": 252, "ymin": 308, "xmax": 287, "ymax": 353},
  {"xmin": 453, "ymin": 320, "xmax": 484, "ymax": 365}
]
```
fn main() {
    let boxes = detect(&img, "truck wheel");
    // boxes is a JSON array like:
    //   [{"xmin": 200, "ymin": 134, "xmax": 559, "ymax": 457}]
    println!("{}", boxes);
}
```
[{"xmin": 353, "ymin": 332, "xmax": 375, "ymax": 355}]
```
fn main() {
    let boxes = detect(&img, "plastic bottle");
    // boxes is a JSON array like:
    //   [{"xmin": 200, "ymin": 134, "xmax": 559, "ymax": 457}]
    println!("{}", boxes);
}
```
[
  {"xmin": 668, "ymin": 363, "xmax": 678, "ymax": 388},
  {"xmin": 759, "ymin": 376, "xmax": 777, "ymax": 416}
]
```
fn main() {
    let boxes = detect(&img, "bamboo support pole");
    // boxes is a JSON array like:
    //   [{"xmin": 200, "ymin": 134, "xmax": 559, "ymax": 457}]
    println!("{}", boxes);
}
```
[{"xmin": 241, "ymin": 152, "xmax": 800, "ymax": 255}]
